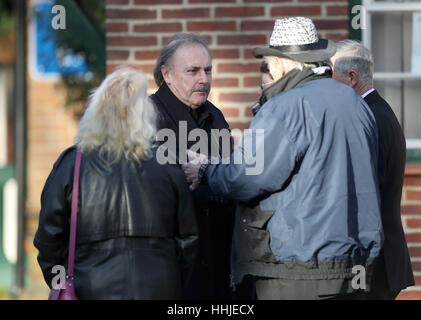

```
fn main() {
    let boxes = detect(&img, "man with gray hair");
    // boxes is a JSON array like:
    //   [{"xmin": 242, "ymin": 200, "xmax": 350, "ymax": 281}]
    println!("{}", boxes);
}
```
[
  {"xmin": 150, "ymin": 33, "xmax": 241, "ymax": 300},
  {"xmin": 331, "ymin": 40, "xmax": 415, "ymax": 299}
]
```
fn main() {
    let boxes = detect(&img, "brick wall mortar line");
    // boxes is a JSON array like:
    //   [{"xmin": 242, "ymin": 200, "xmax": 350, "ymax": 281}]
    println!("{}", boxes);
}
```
[
  {"xmin": 214, "ymin": 89, "xmax": 260, "ymax": 93},
  {"xmin": 124, "ymin": 3, "xmax": 273, "ymax": 10},
  {"xmin": 404, "ymin": 228, "xmax": 421, "ymax": 234},
  {"xmin": 107, "ymin": 32, "xmax": 130, "ymax": 35},
  {"xmin": 402, "ymin": 188, "xmax": 408, "ymax": 202},
  {"xmin": 321, "ymin": 3, "xmax": 327, "ymax": 17},
  {"xmin": 130, "ymin": 30, "xmax": 188, "ymax": 36},
  {"xmin": 109, "ymin": 4, "xmax": 204, "ymax": 9},
  {"xmin": 127, "ymin": 51, "xmax": 138, "ymax": 64},
  {"xmin": 403, "ymin": 285, "xmax": 421, "ymax": 291},
  {"xmin": 323, "ymin": 15, "xmax": 349, "ymax": 18},
  {"xmin": 214, "ymin": 102, "xmax": 251, "ymax": 107},
  {"xmin": 292, "ymin": 1, "xmax": 348, "ymax": 4},
  {"xmin": 106, "ymin": 5, "xmax": 131, "ymax": 9},
  {"xmin": 157, "ymin": 34, "xmax": 165, "ymax": 46},
  {"xmin": 408, "ymin": 244, "xmax": 421, "ymax": 248},
  {"xmin": 106, "ymin": 46, "xmax": 161, "ymax": 51},
  {"xmin": 402, "ymin": 198, "xmax": 421, "ymax": 203},
  {"xmin": 324, "ymin": 31, "xmax": 349, "ymax": 34},
  {"xmin": 402, "ymin": 216, "xmax": 408, "ymax": 229},
  {"xmin": 106, "ymin": 19, "xmax": 157, "ymax": 23},
  {"xmin": 404, "ymin": 186, "xmax": 421, "ymax": 191},
  {"xmin": 264, "ymin": 5, "xmax": 270, "ymax": 19},
  {"xmin": 403, "ymin": 215, "xmax": 421, "ymax": 220},
  {"xmin": 128, "ymin": 21, "xmax": 135, "ymax": 34},
  {"xmin": 107, "ymin": 2, "xmax": 347, "ymax": 20}
]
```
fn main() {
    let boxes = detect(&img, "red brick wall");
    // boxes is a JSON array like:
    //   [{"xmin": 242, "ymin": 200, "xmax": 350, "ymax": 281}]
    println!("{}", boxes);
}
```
[
  {"xmin": 25, "ymin": 79, "xmax": 78, "ymax": 298},
  {"xmin": 399, "ymin": 165, "xmax": 421, "ymax": 299},
  {"xmin": 106, "ymin": 0, "xmax": 349, "ymax": 133},
  {"xmin": 105, "ymin": 0, "xmax": 421, "ymax": 299}
]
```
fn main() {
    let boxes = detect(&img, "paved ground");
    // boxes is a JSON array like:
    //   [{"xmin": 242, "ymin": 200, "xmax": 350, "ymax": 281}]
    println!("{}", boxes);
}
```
[
  {"xmin": 0, "ymin": 285, "xmax": 49, "ymax": 300},
  {"xmin": 1, "ymin": 285, "xmax": 419, "ymax": 300}
]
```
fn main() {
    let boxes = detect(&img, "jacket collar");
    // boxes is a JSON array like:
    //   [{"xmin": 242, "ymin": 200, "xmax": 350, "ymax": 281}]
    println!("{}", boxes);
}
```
[
  {"xmin": 362, "ymin": 89, "xmax": 379, "ymax": 104},
  {"xmin": 361, "ymin": 88, "xmax": 375, "ymax": 99},
  {"xmin": 154, "ymin": 83, "xmax": 212, "ymax": 129},
  {"xmin": 252, "ymin": 66, "xmax": 332, "ymax": 116}
]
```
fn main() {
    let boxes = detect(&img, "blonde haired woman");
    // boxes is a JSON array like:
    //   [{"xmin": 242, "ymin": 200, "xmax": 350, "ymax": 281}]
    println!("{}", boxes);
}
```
[{"xmin": 34, "ymin": 67, "xmax": 198, "ymax": 299}]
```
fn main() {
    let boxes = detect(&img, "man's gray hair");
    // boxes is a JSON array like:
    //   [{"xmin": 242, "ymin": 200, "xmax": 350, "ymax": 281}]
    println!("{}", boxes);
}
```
[
  {"xmin": 153, "ymin": 33, "xmax": 211, "ymax": 86},
  {"xmin": 333, "ymin": 39, "xmax": 374, "ymax": 87}
]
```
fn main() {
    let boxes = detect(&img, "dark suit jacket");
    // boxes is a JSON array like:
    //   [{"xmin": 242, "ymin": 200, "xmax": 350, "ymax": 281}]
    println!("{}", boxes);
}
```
[{"xmin": 364, "ymin": 89, "xmax": 414, "ymax": 292}]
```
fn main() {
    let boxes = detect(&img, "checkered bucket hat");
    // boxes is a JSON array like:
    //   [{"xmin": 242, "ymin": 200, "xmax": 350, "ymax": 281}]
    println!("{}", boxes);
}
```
[{"xmin": 252, "ymin": 17, "xmax": 336, "ymax": 63}]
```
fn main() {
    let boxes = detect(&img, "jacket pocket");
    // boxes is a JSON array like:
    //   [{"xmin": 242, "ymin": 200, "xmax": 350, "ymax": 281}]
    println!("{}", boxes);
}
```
[
  {"xmin": 235, "ymin": 205, "xmax": 278, "ymax": 263},
  {"xmin": 241, "ymin": 204, "xmax": 275, "ymax": 229}
]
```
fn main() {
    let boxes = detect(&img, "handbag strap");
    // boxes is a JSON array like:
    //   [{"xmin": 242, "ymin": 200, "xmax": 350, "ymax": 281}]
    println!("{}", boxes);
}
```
[{"xmin": 67, "ymin": 149, "xmax": 82, "ymax": 278}]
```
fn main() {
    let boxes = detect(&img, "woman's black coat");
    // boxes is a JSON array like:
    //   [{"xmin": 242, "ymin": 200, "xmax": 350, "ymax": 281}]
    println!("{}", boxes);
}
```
[{"xmin": 34, "ymin": 146, "xmax": 198, "ymax": 299}]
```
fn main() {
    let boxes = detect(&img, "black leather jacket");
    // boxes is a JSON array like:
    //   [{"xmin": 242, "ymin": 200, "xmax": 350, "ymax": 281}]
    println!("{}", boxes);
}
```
[{"xmin": 33, "ymin": 146, "xmax": 198, "ymax": 299}]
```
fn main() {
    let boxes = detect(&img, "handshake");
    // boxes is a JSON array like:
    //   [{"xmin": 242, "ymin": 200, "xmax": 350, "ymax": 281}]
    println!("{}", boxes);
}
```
[{"xmin": 182, "ymin": 150, "xmax": 211, "ymax": 191}]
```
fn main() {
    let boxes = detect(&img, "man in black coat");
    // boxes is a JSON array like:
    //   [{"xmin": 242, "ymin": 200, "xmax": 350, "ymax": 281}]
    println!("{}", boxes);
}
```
[
  {"xmin": 150, "ymin": 33, "xmax": 239, "ymax": 299},
  {"xmin": 331, "ymin": 40, "xmax": 415, "ymax": 299}
]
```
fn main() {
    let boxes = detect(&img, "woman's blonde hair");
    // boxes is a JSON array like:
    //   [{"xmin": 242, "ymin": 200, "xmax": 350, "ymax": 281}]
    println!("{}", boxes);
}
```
[{"xmin": 75, "ymin": 67, "xmax": 157, "ymax": 163}]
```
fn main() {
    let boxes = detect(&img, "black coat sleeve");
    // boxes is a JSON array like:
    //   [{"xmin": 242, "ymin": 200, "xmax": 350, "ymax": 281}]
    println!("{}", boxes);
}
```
[
  {"xmin": 169, "ymin": 165, "xmax": 199, "ymax": 290},
  {"xmin": 33, "ymin": 147, "xmax": 76, "ymax": 288}
]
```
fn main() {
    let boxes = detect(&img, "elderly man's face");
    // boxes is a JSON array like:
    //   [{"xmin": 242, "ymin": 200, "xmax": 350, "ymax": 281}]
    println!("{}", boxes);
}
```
[{"xmin": 162, "ymin": 44, "xmax": 212, "ymax": 109}]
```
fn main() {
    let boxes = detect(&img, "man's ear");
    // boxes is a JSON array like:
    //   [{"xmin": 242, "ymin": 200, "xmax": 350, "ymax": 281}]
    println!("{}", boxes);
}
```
[
  {"xmin": 348, "ymin": 69, "xmax": 359, "ymax": 89},
  {"xmin": 161, "ymin": 65, "xmax": 171, "ymax": 85}
]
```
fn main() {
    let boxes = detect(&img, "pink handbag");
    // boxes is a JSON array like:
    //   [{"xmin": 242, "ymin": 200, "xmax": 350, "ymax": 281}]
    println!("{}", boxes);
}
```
[{"xmin": 49, "ymin": 150, "xmax": 82, "ymax": 300}]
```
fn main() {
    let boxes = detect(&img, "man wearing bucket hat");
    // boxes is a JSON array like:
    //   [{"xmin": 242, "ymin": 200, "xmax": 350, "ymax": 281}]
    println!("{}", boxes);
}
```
[
  {"xmin": 183, "ymin": 17, "xmax": 383, "ymax": 300},
  {"xmin": 250, "ymin": 17, "xmax": 335, "ymax": 116}
]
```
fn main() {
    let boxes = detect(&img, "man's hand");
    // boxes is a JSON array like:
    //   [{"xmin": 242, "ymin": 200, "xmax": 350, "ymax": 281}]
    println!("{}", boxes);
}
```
[{"xmin": 182, "ymin": 150, "xmax": 208, "ymax": 191}]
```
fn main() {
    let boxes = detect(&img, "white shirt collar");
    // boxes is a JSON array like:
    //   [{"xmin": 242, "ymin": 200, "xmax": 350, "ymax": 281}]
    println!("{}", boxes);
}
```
[{"xmin": 361, "ymin": 88, "xmax": 375, "ymax": 99}]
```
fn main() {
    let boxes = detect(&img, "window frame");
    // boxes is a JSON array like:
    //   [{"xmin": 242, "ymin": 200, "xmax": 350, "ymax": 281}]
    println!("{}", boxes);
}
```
[{"xmin": 351, "ymin": 0, "xmax": 421, "ymax": 162}]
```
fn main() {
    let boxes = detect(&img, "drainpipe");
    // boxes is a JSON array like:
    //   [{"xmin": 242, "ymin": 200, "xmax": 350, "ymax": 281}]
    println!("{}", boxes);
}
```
[{"xmin": 10, "ymin": 0, "xmax": 27, "ymax": 298}]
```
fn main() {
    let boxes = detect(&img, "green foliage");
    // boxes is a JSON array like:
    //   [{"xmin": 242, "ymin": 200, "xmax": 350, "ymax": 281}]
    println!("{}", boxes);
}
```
[
  {"xmin": 53, "ymin": 0, "xmax": 106, "ymax": 117},
  {"xmin": 0, "ymin": 1, "xmax": 15, "ymax": 34}
]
